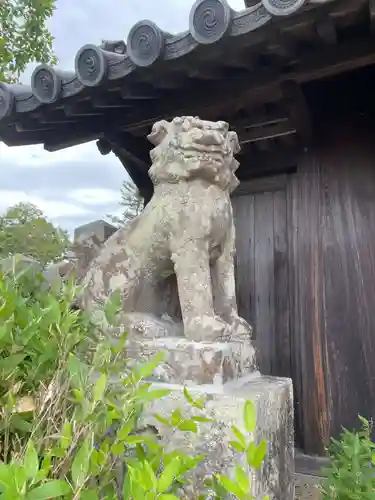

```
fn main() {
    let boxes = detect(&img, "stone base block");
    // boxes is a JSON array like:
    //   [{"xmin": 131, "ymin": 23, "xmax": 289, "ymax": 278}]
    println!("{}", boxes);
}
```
[
  {"xmin": 127, "ymin": 336, "xmax": 257, "ymax": 386},
  {"xmin": 141, "ymin": 375, "xmax": 294, "ymax": 499}
]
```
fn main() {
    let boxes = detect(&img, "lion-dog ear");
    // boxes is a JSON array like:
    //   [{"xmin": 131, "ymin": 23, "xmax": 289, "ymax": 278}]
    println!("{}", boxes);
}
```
[
  {"xmin": 147, "ymin": 120, "xmax": 170, "ymax": 146},
  {"xmin": 227, "ymin": 131, "xmax": 241, "ymax": 155}
]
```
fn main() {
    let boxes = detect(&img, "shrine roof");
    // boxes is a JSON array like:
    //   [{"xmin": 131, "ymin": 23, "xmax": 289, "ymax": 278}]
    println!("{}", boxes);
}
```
[{"xmin": 0, "ymin": 0, "xmax": 370, "ymax": 151}]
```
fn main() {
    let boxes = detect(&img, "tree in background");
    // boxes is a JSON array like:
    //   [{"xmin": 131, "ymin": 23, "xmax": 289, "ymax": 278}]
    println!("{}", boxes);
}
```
[
  {"xmin": 0, "ymin": 0, "xmax": 56, "ymax": 83},
  {"xmin": 0, "ymin": 202, "xmax": 70, "ymax": 265},
  {"xmin": 108, "ymin": 180, "xmax": 144, "ymax": 227}
]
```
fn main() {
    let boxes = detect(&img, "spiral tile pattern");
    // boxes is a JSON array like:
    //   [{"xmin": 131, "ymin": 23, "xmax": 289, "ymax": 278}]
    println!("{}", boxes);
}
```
[
  {"xmin": 75, "ymin": 44, "xmax": 107, "ymax": 86},
  {"xmin": 190, "ymin": 0, "xmax": 232, "ymax": 44},
  {"xmin": 261, "ymin": 0, "xmax": 306, "ymax": 16},
  {"xmin": 127, "ymin": 21, "xmax": 165, "ymax": 67},
  {"xmin": 31, "ymin": 65, "xmax": 60, "ymax": 103}
]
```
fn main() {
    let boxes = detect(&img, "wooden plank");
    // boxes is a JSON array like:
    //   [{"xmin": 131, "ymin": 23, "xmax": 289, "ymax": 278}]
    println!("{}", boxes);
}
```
[
  {"xmin": 317, "ymin": 114, "xmax": 375, "ymax": 442},
  {"xmin": 292, "ymin": 153, "xmax": 330, "ymax": 455},
  {"xmin": 273, "ymin": 190, "xmax": 291, "ymax": 378},
  {"xmin": 232, "ymin": 195, "xmax": 255, "ymax": 326},
  {"xmin": 287, "ymin": 173, "xmax": 304, "ymax": 449},
  {"xmin": 254, "ymin": 192, "xmax": 275, "ymax": 374},
  {"xmin": 233, "ymin": 175, "xmax": 288, "ymax": 196},
  {"xmin": 236, "ymin": 148, "xmax": 300, "ymax": 180}
]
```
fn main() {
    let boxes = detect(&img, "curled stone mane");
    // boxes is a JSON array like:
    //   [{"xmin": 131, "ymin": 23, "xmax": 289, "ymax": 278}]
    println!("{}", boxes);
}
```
[{"xmin": 147, "ymin": 116, "xmax": 241, "ymax": 193}]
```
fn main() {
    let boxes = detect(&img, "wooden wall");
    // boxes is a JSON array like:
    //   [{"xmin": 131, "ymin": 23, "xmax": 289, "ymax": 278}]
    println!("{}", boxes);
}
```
[{"xmin": 233, "ymin": 110, "xmax": 375, "ymax": 455}]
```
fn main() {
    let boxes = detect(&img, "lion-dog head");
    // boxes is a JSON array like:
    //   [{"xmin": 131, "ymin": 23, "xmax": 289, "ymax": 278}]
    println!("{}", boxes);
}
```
[{"xmin": 147, "ymin": 116, "xmax": 241, "ymax": 193}]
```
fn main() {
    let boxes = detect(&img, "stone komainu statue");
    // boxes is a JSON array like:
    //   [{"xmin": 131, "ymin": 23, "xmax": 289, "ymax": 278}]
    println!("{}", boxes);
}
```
[{"xmin": 79, "ymin": 116, "xmax": 252, "ymax": 342}]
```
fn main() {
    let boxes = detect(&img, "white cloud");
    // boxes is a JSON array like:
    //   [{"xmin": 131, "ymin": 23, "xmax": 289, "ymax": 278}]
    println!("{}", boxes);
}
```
[
  {"xmin": 0, "ymin": 190, "xmax": 92, "ymax": 219},
  {"xmin": 67, "ymin": 188, "xmax": 120, "ymax": 206},
  {"xmin": 0, "ymin": 141, "xmax": 103, "ymax": 168}
]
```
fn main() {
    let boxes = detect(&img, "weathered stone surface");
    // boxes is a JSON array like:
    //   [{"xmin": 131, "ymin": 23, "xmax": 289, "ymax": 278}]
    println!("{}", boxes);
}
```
[
  {"xmin": 126, "ymin": 337, "xmax": 257, "ymax": 386},
  {"xmin": 0, "ymin": 254, "xmax": 42, "ymax": 276},
  {"xmin": 44, "ymin": 220, "xmax": 118, "ymax": 286},
  {"xmin": 79, "ymin": 117, "xmax": 253, "ymax": 344},
  {"xmin": 141, "ymin": 375, "xmax": 294, "ymax": 499},
  {"xmin": 294, "ymin": 474, "xmax": 322, "ymax": 499}
]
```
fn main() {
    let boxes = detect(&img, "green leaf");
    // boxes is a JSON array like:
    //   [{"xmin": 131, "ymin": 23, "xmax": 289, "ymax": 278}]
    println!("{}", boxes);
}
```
[
  {"xmin": 183, "ymin": 387, "xmax": 194, "ymax": 405},
  {"xmin": 244, "ymin": 400, "xmax": 256, "ymax": 433},
  {"xmin": 229, "ymin": 440, "xmax": 246, "ymax": 453},
  {"xmin": 35, "ymin": 454, "xmax": 52, "ymax": 483},
  {"xmin": 142, "ymin": 461, "xmax": 157, "ymax": 491},
  {"xmin": 253, "ymin": 440, "xmax": 267, "ymax": 469},
  {"xmin": 171, "ymin": 408, "xmax": 183, "ymax": 427},
  {"xmin": 23, "ymin": 440, "xmax": 39, "ymax": 481},
  {"xmin": 104, "ymin": 289, "xmax": 122, "ymax": 325},
  {"xmin": 71, "ymin": 439, "xmax": 91, "ymax": 488},
  {"xmin": 153, "ymin": 414, "xmax": 169, "ymax": 426},
  {"xmin": 93, "ymin": 373, "xmax": 107, "ymax": 403},
  {"xmin": 217, "ymin": 474, "xmax": 246, "ymax": 499},
  {"xmin": 178, "ymin": 420, "xmax": 198, "ymax": 433},
  {"xmin": 60, "ymin": 421, "xmax": 72, "ymax": 451},
  {"xmin": 9, "ymin": 414, "xmax": 33, "ymax": 432},
  {"xmin": 232, "ymin": 425, "xmax": 247, "ymax": 448},
  {"xmin": 80, "ymin": 490, "xmax": 99, "ymax": 500},
  {"xmin": 157, "ymin": 457, "xmax": 181, "ymax": 493},
  {"xmin": 111, "ymin": 442, "xmax": 125, "ymax": 456},
  {"xmin": 372, "ymin": 453, "xmax": 375, "ymax": 465},
  {"xmin": 0, "ymin": 462, "xmax": 13, "ymax": 489},
  {"xmin": 125, "ymin": 436, "xmax": 153, "ymax": 445},
  {"xmin": 25, "ymin": 480, "xmax": 71, "ymax": 499},
  {"xmin": 235, "ymin": 464, "xmax": 250, "ymax": 494},
  {"xmin": 117, "ymin": 418, "xmax": 135, "ymax": 440},
  {"xmin": 135, "ymin": 351, "xmax": 165, "ymax": 380},
  {"xmin": 0, "ymin": 353, "xmax": 26, "ymax": 375},
  {"xmin": 191, "ymin": 416, "xmax": 214, "ymax": 423},
  {"xmin": 158, "ymin": 496, "xmax": 180, "ymax": 500},
  {"xmin": 247, "ymin": 441, "xmax": 257, "ymax": 467},
  {"xmin": 138, "ymin": 389, "xmax": 171, "ymax": 402}
]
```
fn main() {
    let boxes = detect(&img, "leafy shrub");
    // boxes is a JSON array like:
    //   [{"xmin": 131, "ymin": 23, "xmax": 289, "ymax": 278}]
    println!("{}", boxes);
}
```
[
  {"xmin": 321, "ymin": 416, "xmax": 375, "ymax": 499},
  {"xmin": 0, "ymin": 260, "xmax": 270, "ymax": 499}
]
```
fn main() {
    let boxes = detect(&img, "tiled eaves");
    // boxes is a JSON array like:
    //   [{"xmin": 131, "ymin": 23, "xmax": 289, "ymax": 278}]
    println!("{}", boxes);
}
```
[{"xmin": 0, "ymin": 0, "xmax": 331, "ymax": 125}]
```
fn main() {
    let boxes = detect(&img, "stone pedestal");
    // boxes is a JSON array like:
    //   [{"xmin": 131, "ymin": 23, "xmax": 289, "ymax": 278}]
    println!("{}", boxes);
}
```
[
  {"xmin": 128, "ymin": 337, "xmax": 294, "ymax": 499},
  {"xmin": 127, "ymin": 336, "xmax": 257, "ymax": 386}
]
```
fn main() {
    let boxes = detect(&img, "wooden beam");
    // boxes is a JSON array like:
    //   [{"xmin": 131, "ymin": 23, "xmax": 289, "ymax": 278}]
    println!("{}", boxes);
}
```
[
  {"xmin": 233, "ymin": 107, "xmax": 288, "ymax": 130},
  {"xmin": 236, "ymin": 147, "xmax": 300, "ymax": 181},
  {"xmin": 315, "ymin": 16, "xmax": 337, "ymax": 46},
  {"xmin": 293, "ymin": 36, "xmax": 375, "ymax": 84},
  {"xmin": 238, "ymin": 121, "xmax": 296, "ymax": 144},
  {"xmin": 119, "ymin": 35, "xmax": 375, "ymax": 134},
  {"xmin": 44, "ymin": 133, "xmax": 99, "ymax": 152},
  {"xmin": 233, "ymin": 174, "xmax": 288, "ymax": 197},
  {"xmin": 370, "ymin": 0, "xmax": 375, "ymax": 30},
  {"xmin": 93, "ymin": 95, "xmax": 133, "ymax": 109},
  {"xmin": 64, "ymin": 103, "xmax": 103, "ymax": 117},
  {"xmin": 104, "ymin": 130, "xmax": 152, "ymax": 171},
  {"xmin": 120, "ymin": 83, "xmax": 160, "ymax": 100},
  {"xmin": 96, "ymin": 138, "xmax": 112, "ymax": 156},
  {"xmin": 281, "ymin": 80, "xmax": 312, "ymax": 143},
  {"xmin": 267, "ymin": 30, "xmax": 296, "ymax": 60},
  {"xmin": 111, "ymin": 144, "xmax": 153, "ymax": 199}
]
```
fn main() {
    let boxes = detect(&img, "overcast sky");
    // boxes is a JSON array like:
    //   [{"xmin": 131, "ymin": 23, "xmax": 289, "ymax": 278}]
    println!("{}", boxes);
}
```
[{"xmin": 0, "ymin": 0, "xmax": 246, "ymax": 236}]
